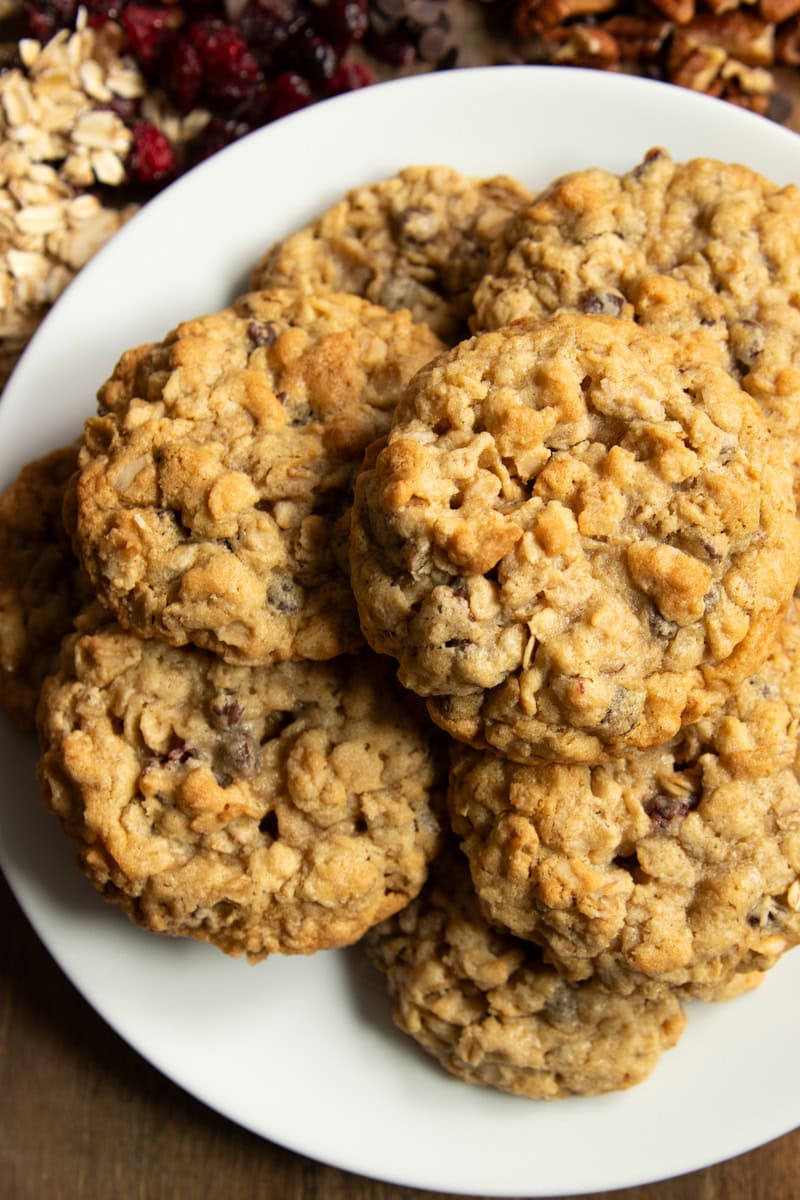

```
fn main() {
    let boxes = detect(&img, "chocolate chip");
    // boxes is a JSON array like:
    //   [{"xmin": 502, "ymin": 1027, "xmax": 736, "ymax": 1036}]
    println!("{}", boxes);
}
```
[
  {"xmin": 212, "ymin": 696, "xmax": 243, "ymax": 727},
  {"xmin": 248, "ymin": 320, "xmax": 278, "ymax": 347},
  {"xmin": 644, "ymin": 790, "xmax": 699, "ymax": 827},
  {"xmin": 418, "ymin": 25, "xmax": 450, "ymax": 62},
  {"xmin": 267, "ymin": 575, "xmax": 303, "ymax": 613},
  {"xmin": 259, "ymin": 810, "xmax": 279, "ymax": 838},
  {"xmin": 652, "ymin": 614, "xmax": 676, "ymax": 643},
  {"xmin": 768, "ymin": 92, "xmax": 793, "ymax": 125},
  {"xmin": 580, "ymin": 290, "xmax": 624, "ymax": 316}
]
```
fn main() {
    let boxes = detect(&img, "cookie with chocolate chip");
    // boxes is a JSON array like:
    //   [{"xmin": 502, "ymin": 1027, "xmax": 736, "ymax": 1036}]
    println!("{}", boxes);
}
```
[
  {"xmin": 350, "ymin": 313, "xmax": 800, "ymax": 764},
  {"xmin": 365, "ymin": 846, "xmax": 686, "ymax": 1099},
  {"xmin": 250, "ymin": 166, "xmax": 532, "ymax": 343},
  {"xmin": 73, "ymin": 288, "xmax": 443, "ymax": 666},
  {"xmin": 0, "ymin": 444, "xmax": 92, "ymax": 731},
  {"xmin": 37, "ymin": 618, "xmax": 443, "ymax": 959},
  {"xmin": 473, "ymin": 149, "xmax": 800, "ymax": 487},
  {"xmin": 449, "ymin": 600, "xmax": 800, "ymax": 998}
]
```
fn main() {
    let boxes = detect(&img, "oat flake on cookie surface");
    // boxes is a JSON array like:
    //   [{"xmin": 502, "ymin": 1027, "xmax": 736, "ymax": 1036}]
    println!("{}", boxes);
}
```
[
  {"xmin": 350, "ymin": 312, "xmax": 800, "ymax": 765},
  {"xmin": 37, "ymin": 616, "xmax": 443, "ymax": 960},
  {"xmin": 0, "ymin": 444, "xmax": 92, "ymax": 732},
  {"xmin": 250, "ymin": 166, "xmax": 533, "ymax": 344},
  {"xmin": 449, "ymin": 599, "xmax": 800, "ymax": 999},
  {"xmin": 473, "ymin": 149, "xmax": 800, "ymax": 488},
  {"xmin": 365, "ymin": 845, "xmax": 686, "ymax": 1099},
  {"xmin": 73, "ymin": 288, "xmax": 443, "ymax": 666}
]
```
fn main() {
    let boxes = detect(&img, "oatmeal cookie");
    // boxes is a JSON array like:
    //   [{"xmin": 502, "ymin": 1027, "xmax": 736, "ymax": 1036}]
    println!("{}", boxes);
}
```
[
  {"xmin": 473, "ymin": 149, "xmax": 800, "ymax": 483},
  {"xmin": 351, "ymin": 313, "xmax": 800, "ymax": 764},
  {"xmin": 73, "ymin": 289, "xmax": 443, "ymax": 666},
  {"xmin": 37, "ymin": 619, "xmax": 443, "ymax": 960},
  {"xmin": 0, "ymin": 444, "xmax": 92, "ymax": 731},
  {"xmin": 250, "ymin": 166, "xmax": 532, "ymax": 343},
  {"xmin": 365, "ymin": 847, "xmax": 686, "ymax": 1099},
  {"xmin": 449, "ymin": 601, "xmax": 800, "ymax": 999}
]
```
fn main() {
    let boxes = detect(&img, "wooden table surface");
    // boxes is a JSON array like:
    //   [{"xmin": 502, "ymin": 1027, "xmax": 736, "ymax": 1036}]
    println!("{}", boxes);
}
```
[{"xmin": 1, "ymin": 858, "xmax": 797, "ymax": 1200}]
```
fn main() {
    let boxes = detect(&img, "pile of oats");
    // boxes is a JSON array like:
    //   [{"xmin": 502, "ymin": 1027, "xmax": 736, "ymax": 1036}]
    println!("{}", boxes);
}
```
[{"xmin": 0, "ymin": 13, "xmax": 142, "ymax": 384}]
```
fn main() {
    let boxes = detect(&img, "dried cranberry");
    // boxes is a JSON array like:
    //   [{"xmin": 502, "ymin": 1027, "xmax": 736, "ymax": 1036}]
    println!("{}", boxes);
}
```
[
  {"xmin": 186, "ymin": 116, "xmax": 251, "ymax": 165},
  {"xmin": 23, "ymin": 0, "xmax": 77, "ymax": 40},
  {"xmin": 326, "ymin": 60, "xmax": 373, "ymax": 94},
  {"xmin": 127, "ymin": 120, "xmax": 177, "ymax": 183},
  {"xmin": 644, "ymin": 791, "xmax": 700, "ymax": 827},
  {"xmin": 121, "ymin": 4, "xmax": 171, "ymax": 70},
  {"xmin": 102, "ymin": 96, "xmax": 140, "ymax": 124},
  {"xmin": 160, "ymin": 35, "xmax": 204, "ymax": 113},
  {"xmin": 236, "ymin": 0, "xmax": 308, "ymax": 73},
  {"xmin": 312, "ymin": 0, "xmax": 368, "ymax": 52},
  {"xmin": 83, "ymin": 0, "xmax": 123, "ymax": 26},
  {"xmin": 189, "ymin": 18, "xmax": 264, "ymax": 108},
  {"xmin": 364, "ymin": 28, "xmax": 416, "ymax": 67},
  {"xmin": 287, "ymin": 29, "xmax": 338, "ymax": 85},
  {"xmin": 266, "ymin": 70, "xmax": 311, "ymax": 118}
]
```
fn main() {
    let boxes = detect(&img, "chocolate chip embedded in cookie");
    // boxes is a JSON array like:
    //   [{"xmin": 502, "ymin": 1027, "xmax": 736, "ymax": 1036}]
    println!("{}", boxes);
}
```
[
  {"xmin": 448, "ymin": 601, "xmax": 800, "ymax": 999},
  {"xmin": 73, "ymin": 288, "xmax": 443, "ymax": 667},
  {"xmin": 473, "ymin": 150, "xmax": 800, "ymax": 485},
  {"xmin": 350, "ymin": 313, "xmax": 800, "ymax": 764},
  {"xmin": 0, "ymin": 444, "xmax": 93, "ymax": 732},
  {"xmin": 250, "ymin": 166, "xmax": 532, "ymax": 343},
  {"xmin": 365, "ymin": 846, "xmax": 686, "ymax": 1099},
  {"xmin": 37, "ymin": 620, "xmax": 443, "ymax": 960}
]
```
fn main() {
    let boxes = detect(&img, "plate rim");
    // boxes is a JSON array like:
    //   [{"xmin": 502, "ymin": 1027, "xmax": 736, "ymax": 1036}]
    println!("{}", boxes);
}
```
[{"xmin": 2, "ymin": 63, "xmax": 800, "ymax": 1197}]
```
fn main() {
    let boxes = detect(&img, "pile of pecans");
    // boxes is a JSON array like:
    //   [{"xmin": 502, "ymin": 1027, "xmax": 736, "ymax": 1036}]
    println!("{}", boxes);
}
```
[{"xmin": 503, "ymin": 0, "xmax": 796, "ymax": 119}]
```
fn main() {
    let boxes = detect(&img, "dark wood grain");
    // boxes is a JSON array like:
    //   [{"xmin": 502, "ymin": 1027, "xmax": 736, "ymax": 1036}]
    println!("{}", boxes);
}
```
[{"xmin": 1, "ymin": 871, "xmax": 798, "ymax": 1200}]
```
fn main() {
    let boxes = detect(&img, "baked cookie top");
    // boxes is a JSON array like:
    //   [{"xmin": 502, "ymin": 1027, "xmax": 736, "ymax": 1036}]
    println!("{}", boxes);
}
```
[
  {"xmin": 0, "ymin": 444, "xmax": 92, "ymax": 732},
  {"xmin": 449, "ymin": 601, "xmax": 800, "ymax": 998},
  {"xmin": 473, "ymin": 149, "xmax": 800, "ymax": 481},
  {"xmin": 73, "ymin": 288, "xmax": 443, "ymax": 666},
  {"xmin": 350, "ymin": 313, "xmax": 800, "ymax": 764},
  {"xmin": 37, "ymin": 619, "xmax": 443, "ymax": 960},
  {"xmin": 365, "ymin": 847, "xmax": 686, "ymax": 1099},
  {"xmin": 250, "ymin": 166, "xmax": 532, "ymax": 343}
]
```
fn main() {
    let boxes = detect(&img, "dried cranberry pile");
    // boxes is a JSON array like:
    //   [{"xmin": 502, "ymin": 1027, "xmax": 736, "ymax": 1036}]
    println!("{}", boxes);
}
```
[{"xmin": 21, "ymin": 0, "xmax": 459, "ymax": 186}]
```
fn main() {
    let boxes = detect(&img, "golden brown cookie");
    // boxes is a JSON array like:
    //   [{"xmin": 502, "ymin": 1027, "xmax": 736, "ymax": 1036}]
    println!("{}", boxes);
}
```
[
  {"xmin": 350, "ymin": 313, "xmax": 800, "ymax": 764},
  {"xmin": 365, "ymin": 846, "xmax": 686, "ymax": 1099},
  {"xmin": 73, "ymin": 289, "xmax": 443, "ymax": 666},
  {"xmin": 473, "ymin": 149, "xmax": 800, "ymax": 486},
  {"xmin": 449, "ymin": 601, "xmax": 800, "ymax": 999},
  {"xmin": 0, "ymin": 444, "xmax": 92, "ymax": 731},
  {"xmin": 250, "ymin": 166, "xmax": 532, "ymax": 342},
  {"xmin": 37, "ymin": 618, "xmax": 443, "ymax": 960}
]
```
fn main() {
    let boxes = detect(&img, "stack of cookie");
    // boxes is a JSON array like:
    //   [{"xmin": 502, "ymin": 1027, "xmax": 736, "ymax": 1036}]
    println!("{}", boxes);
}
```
[{"xmin": 3, "ymin": 155, "xmax": 800, "ymax": 1102}]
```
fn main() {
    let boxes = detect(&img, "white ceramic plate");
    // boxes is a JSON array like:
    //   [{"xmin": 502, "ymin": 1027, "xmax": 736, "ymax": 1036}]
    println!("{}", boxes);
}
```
[{"xmin": 2, "ymin": 66, "xmax": 800, "ymax": 1197}]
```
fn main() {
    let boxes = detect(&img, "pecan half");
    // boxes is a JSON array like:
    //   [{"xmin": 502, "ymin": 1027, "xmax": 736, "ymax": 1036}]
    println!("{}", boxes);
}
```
[
  {"xmin": 602, "ymin": 14, "xmax": 672, "ymax": 62},
  {"xmin": 678, "ymin": 12, "xmax": 775, "ymax": 66},
  {"xmin": 760, "ymin": 0, "xmax": 800, "ymax": 24},
  {"xmin": 515, "ymin": 0, "xmax": 618, "ymax": 36},
  {"xmin": 540, "ymin": 22, "xmax": 622, "ymax": 64},
  {"xmin": 648, "ymin": 0, "xmax": 695, "ymax": 25},
  {"xmin": 776, "ymin": 13, "xmax": 800, "ymax": 62}
]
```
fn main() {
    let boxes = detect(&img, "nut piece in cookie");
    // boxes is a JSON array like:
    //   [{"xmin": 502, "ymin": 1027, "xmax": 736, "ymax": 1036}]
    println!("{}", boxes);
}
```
[
  {"xmin": 449, "ymin": 600, "xmax": 800, "ymax": 998},
  {"xmin": 250, "ymin": 166, "xmax": 533, "ymax": 343},
  {"xmin": 0, "ymin": 444, "xmax": 92, "ymax": 732},
  {"xmin": 351, "ymin": 313, "xmax": 800, "ymax": 763},
  {"xmin": 473, "ymin": 149, "xmax": 800, "ymax": 487},
  {"xmin": 73, "ymin": 289, "xmax": 443, "ymax": 666},
  {"xmin": 37, "ymin": 621, "xmax": 443, "ymax": 960},
  {"xmin": 365, "ymin": 846, "xmax": 686, "ymax": 1099}
]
